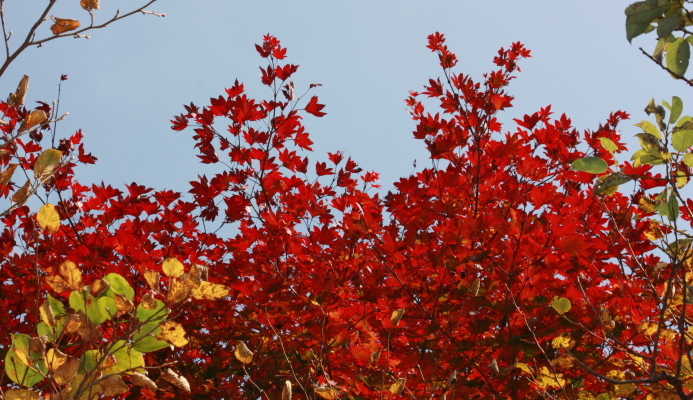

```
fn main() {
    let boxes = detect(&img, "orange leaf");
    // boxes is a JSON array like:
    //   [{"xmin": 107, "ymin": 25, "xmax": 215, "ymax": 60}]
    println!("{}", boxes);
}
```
[{"xmin": 50, "ymin": 18, "xmax": 81, "ymax": 35}]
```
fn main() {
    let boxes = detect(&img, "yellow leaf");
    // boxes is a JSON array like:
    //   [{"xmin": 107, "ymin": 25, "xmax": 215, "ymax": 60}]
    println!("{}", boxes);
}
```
[
  {"xmin": 639, "ymin": 321, "xmax": 658, "ymax": 336},
  {"xmin": 235, "ymin": 341, "xmax": 254, "ymax": 364},
  {"xmin": 37, "ymin": 203, "xmax": 61, "ymax": 234},
  {"xmin": 166, "ymin": 278, "xmax": 190, "ymax": 304},
  {"xmin": 551, "ymin": 334, "xmax": 575, "ymax": 349},
  {"xmin": 191, "ymin": 281, "xmax": 230, "ymax": 300},
  {"xmin": 639, "ymin": 195, "xmax": 657, "ymax": 213},
  {"xmin": 644, "ymin": 220, "xmax": 664, "ymax": 241},
  {"xmin": 161, "ymin": 320, "xmax": 188, "ymax": 347},
  {"xmin": 59, "ymin": 260, "xmax": 83, "ymax": 290},
  {"xmin": 536, "ymin": 366, "xmax": 565, "ymax": 389},
  {"xmin": 390, "ymin": 308, "xmax": 405, "ymax": 326},
  {"xmin": 143, "ymin": 270, "xmax": 160, "ymax": 291},
  {"xmin": 389, "ymin": 378, "xmax": 406, "ymax": 395},
  {"xmin": 80, "ymin": 0, "xmax": 100, "ymax": 10},
  {"xmin": 11, "ymin": 179, "xmax": 31, "ymax": 205},
  {"xmin": 12, "ymin": 346, "xmax": 32, "ymax": 367},
  {"xmin": 50, "ymin": 18, "xmax": 81, "ymax": 35},
  {"xmin": 4, "ymin": 389, "xmax": 40, "ymax": 400},
  {"xmin": 89, "ymin": 278, "xmax": 109, "ymax": 297},
  {"xmin": 162, "ymin": 257, "xmax": 184, "ymax": 277},
  {"xmin": 20, "ymin": 110, "xmax": 47, "ymax": 132},
  {"xmin": 8, "ymin": 75, "xmax": 29, "ymax": 106},
  {"xmin": 46, "ymin": 348, "xmax": 68, "ymax": 371},
  {"xmin": 34, "ymin": 148, "xmax": 63, "ymax": 180},
  {"xmin": 314, "ymin": 386, "xmax": 338, "ymax": 400},
  {"xmin": 515, "ymin": 362, "xmax": 533, "ymax": 374}
]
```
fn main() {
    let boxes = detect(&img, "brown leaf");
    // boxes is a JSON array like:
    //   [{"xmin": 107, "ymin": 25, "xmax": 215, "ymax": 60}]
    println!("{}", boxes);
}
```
[
  {"xmin": 101, "ymin": 375, "xmax": 129, "ymax": 397},
  {"xmin": 89, "ymin": 278, "xmax": 109, "ymax": 297},
  {"xmin": 65, "ymin": 313, "xmax": 83, "ymax": 334},
  {"xmin": 0, "ymin": 163, "xmax": 18, "ymax": 187},
  {"xmin": 11, "ymin": 179, "xmax": 31, "ymax": 205},
  {"xmin": 282, "ymin": 380, "xmax": 292, "ymax": 400},
  {"xmin": 50, "ymin": 18, "xmax": 81, "ymax": 35},
  {"xmin": 8, "ymin": 75, "xmax": 29, "ymax": 106},
  {"xmin": 141, "ymin": 293, "xmax": 158, "ymax": 310},
  {"xmin": 192, "ymin": 264, "xmax": 208, "ymax": 281},
  {"xmin": 53, "ymin": 356, "xmax": 79, "ymax": 385},
  {"xmin": 98, "ymin": 354, "xmax": 117, "ymax": 370},
  {"xmin": 29, "ymin": 336, "xmax": 46, "ymax": 354},
  {"xmin": 59, "ymin": 260, "xmax": 83, "ymax": 290},
  {"xmin": 80, "ymin": 0, "xmax": 100, "ymax": 10},
  {"xmin": 45, "ymin": 275, "xmax": 70, "ymax": 293},
  {"xmin": 132, "ymin": 372, "xmax": 158, "ymax": 391},
  {"xmin": 49, "ymin": 386, "xmax": 72, "ymax": 400},
  {"xmin": 160, "ymin": 369, "xmax": 190, "ymax": 393}
]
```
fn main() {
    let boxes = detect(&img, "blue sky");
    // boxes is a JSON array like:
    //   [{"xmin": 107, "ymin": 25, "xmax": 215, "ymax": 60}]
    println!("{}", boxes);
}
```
[{"xmin": 2, "ymin": 1, "xmax": 688, "ymax": 195}]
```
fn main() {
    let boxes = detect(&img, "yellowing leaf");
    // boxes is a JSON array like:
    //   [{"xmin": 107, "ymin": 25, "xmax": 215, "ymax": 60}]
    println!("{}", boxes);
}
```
[
  {"xmin": 59, "ymin": 260, "xmax": 83, "ymax": 290},
  {"xmin": 162, "ymin": 257, "xmax": 184, "ymax": 277},
  {"xmin": 644, "ymin": 220, "xmax": 664, "ymax": 241},
  {"xmin": 37, "ymin": 203, "xmax": 60, "ymax": 234},
  {"xmin": 13, "ymin": 346, "xmax": 32, "ymax": 367},
  {"xmin": 191, "ymin": 281, "xmax": 230, "ymax": 300},
  {"xmin": 161, "ymin": 320, "xmax": 188, "ymax": 347},
  {"xmin": 143, "ymin": 270, "xmax": 160, "ymax": 291},
  {"xmin": 166, "ymin": 278, "xmax": 190, "ymax": 304},
  {"xmin": 235, "ymin": 341, "xmax": 254, "ymax": 364},
  {"xmin": 389, "ymin": 378, "xmax": 406, "ymax": 395},
  {"xmin": 34, "ymin": 148, "xmax": 62, "ymax": 180},
  {"xmin": 50, "ymin": 18, "xmax": 81, "ymax": 35},
  {"xmin": 390, "ymin": 308, "xmax": 405, "ymax": 326},
  {"xmin": 614, "ymin": 383, "xmax": 635, "ymax": 397},
  {"xmin": 639, "ymin": 195, "xmax": 657, "ymax": 213},
  {"xmin": 39, "ymin": 298, "xmax": 55, "ymax": 326},
  {"xmin": 4, "ymin": 389, "xmax": 40, "ymax": 400},
  {"xmin": 315, "ymin": 386, "xmax": 338, "ymax": 399},
  {"xmin": 551, "ymin": 296, "xmax": 571, "ymax": 315}
]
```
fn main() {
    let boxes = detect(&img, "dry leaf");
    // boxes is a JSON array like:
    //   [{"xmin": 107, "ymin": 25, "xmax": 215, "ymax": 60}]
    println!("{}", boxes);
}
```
[
  {"xmin": 0, "ymin": 163, "xmax": 18, "ymax": 187},
  {"xmin": 45, "ymin": 275, "xmax": 70, "ymax": 293},
  {"xmin": 282, "ymin": 380, "xmax": 292, "ymax": 400},
  {"xmin": 29, "ymin": 336, "xmax": 46, "ymax": 354},
  {"xmin": 193, "ymin": 264, "xmax": 208, "ymax": 280},
  {"xmin": 59, "ymin": 260, "xmax": 83, "ymax": 290},
  {"xmin": 101, "ymin": 375, "xmax": 129, "ymax": 397},
  {"xmin": 234, "ymin": 341, "xmax": 254, "ymax": 364},
  {"xmin": 65, "ymin": 313, "xmax": 83, "ymax": 334},
  {"xmin": 132, "ymin": 372, "xmax": 158, "ymax": 391},
  {"xmin": 11, "ymin": 179, "xmax": 31, "ymax": 205},
  {"xmin": 19, "ymin": 110, "xmax": 47, "ymax": 132},
  {"xmin": 49, "ymin": 386, "xmax": 72, "ymax": 400},
  {"xmin": 80, "ymin": 0, "xmax": 100, "ymax": 10},
  {"xmin": 314, "ymin": 386, "xmax": 338, "ymax": 400},
  {"xmin": 114, "ymin": 293, "xmax": 133, "ymax": 316},
  {"xmin": 160, "ymin": 368, "xmax": 190, "ymax": 393},
  {"xmin": 53, "ymin": 357, "xmax": 79, "ymax": 385},
  {"xmin": 160, "ymin": 320, "xmax": 189, "ymax": 347},
  {"xmin": 89, "ymin": 278, "xmax": 110, "ymax": 297},
  {"xmin": 99, "ymin": 354, "xmax": 117, "ymax": 370},
  {"xmin": 37, "ymin": 203, "xmax": 61, "ymax": 234},
  {"xmin": 141, "ymin": 293, "xmax": 158, "ymax": 310},
  {"xmin": 50, "ymin": 18, "xmax": 81, "ymax": 35},
  {"xmin": 39, "ymin": 298, "xmax": 56, "ymax": 326},
  {"xmin": 8, "ymin": 75, "xmax": 29, "ymax": 106},
  {"xmin": 143, "ymin": 270, "xmax": 160, "ymax": 291},
  {"xmin": 4, "ymin": 388, "xmax": 40, "ymax": 400},
  {"xmin": 390, "ymin": 308, "xmax": 405, "ymax": 326}
]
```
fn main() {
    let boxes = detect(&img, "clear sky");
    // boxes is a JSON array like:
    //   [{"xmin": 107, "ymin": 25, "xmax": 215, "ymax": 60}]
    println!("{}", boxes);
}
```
[{"xmin": 1, "ymin": 1, "xmax": 688, "ymax": 195}]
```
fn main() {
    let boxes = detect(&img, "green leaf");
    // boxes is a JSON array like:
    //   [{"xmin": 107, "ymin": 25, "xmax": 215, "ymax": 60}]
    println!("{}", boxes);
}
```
[
  {"xmin": 133, "ymin": 335, "xmax": 170, "ymax": 353},
  {"xmin": 572, "ymin": 157, "xmax": 608, "ymax": 174},
  {"xmin": 672, "ymin": 128, "xmax": 693, "ymax": 151},
  {"xmin": 103, "ymin": 272, "xmax": 135, "ymax": 301},
  {"xmin": 666, "ymin": 37, "xmax": 690, "ymax": 76},
  {"xmin": 657, "ymin": 13, "xmax": 684, "ymax": 39},
  {"xmin": 551, "ymin": 296, "xmax": 571, "ymax": 315},
  {"xmin": 69, "ymin": 291, "xmax": 115, "ymax": 326},
  {"xmin": 625, "ymin": 1, "xmax": 668, "ymax": 42},
  {"xmin": 110, "ymin": 340, "xmax": 145, "ymax": 373},
  {"xmin": 669, "ymin": 96, "xmax": 683, "ymax": 124},
  {"xmin": 136, "ymin": 299, "xmax": 167, "ymax": 322},
  {"xmin": 80, "ymin": 349, "xmax": 100, "ymax": 373},
  {"xmin": 684, "ymin": 153, "xmax": 693, "ymax": 167},
  {"xmin": 655, "ymin": 186, "xmax": 680, "ymax": 221},
  {"xmin": 5, "ymin": 334, "xmax": 47, "ymax": 388},
  {"xmin": 632, "ymin": 148, "xmax": 666, "ymax": 167},
  {"xmin": 635, "ymin": 120, "xmax": 662, "ymax": 140}
]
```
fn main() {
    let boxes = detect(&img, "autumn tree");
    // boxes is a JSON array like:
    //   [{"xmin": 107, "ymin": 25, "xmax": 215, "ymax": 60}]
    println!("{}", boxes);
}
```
[{"xmin": 5, "ymin": 2, "xmax": 693, "ymax": 400}]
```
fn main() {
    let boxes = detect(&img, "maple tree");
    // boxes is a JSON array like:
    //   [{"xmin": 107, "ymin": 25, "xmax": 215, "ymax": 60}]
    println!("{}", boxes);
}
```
[{"xmin": 4, "ymin": 2, "xmax": 693, "ymax": 400}]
